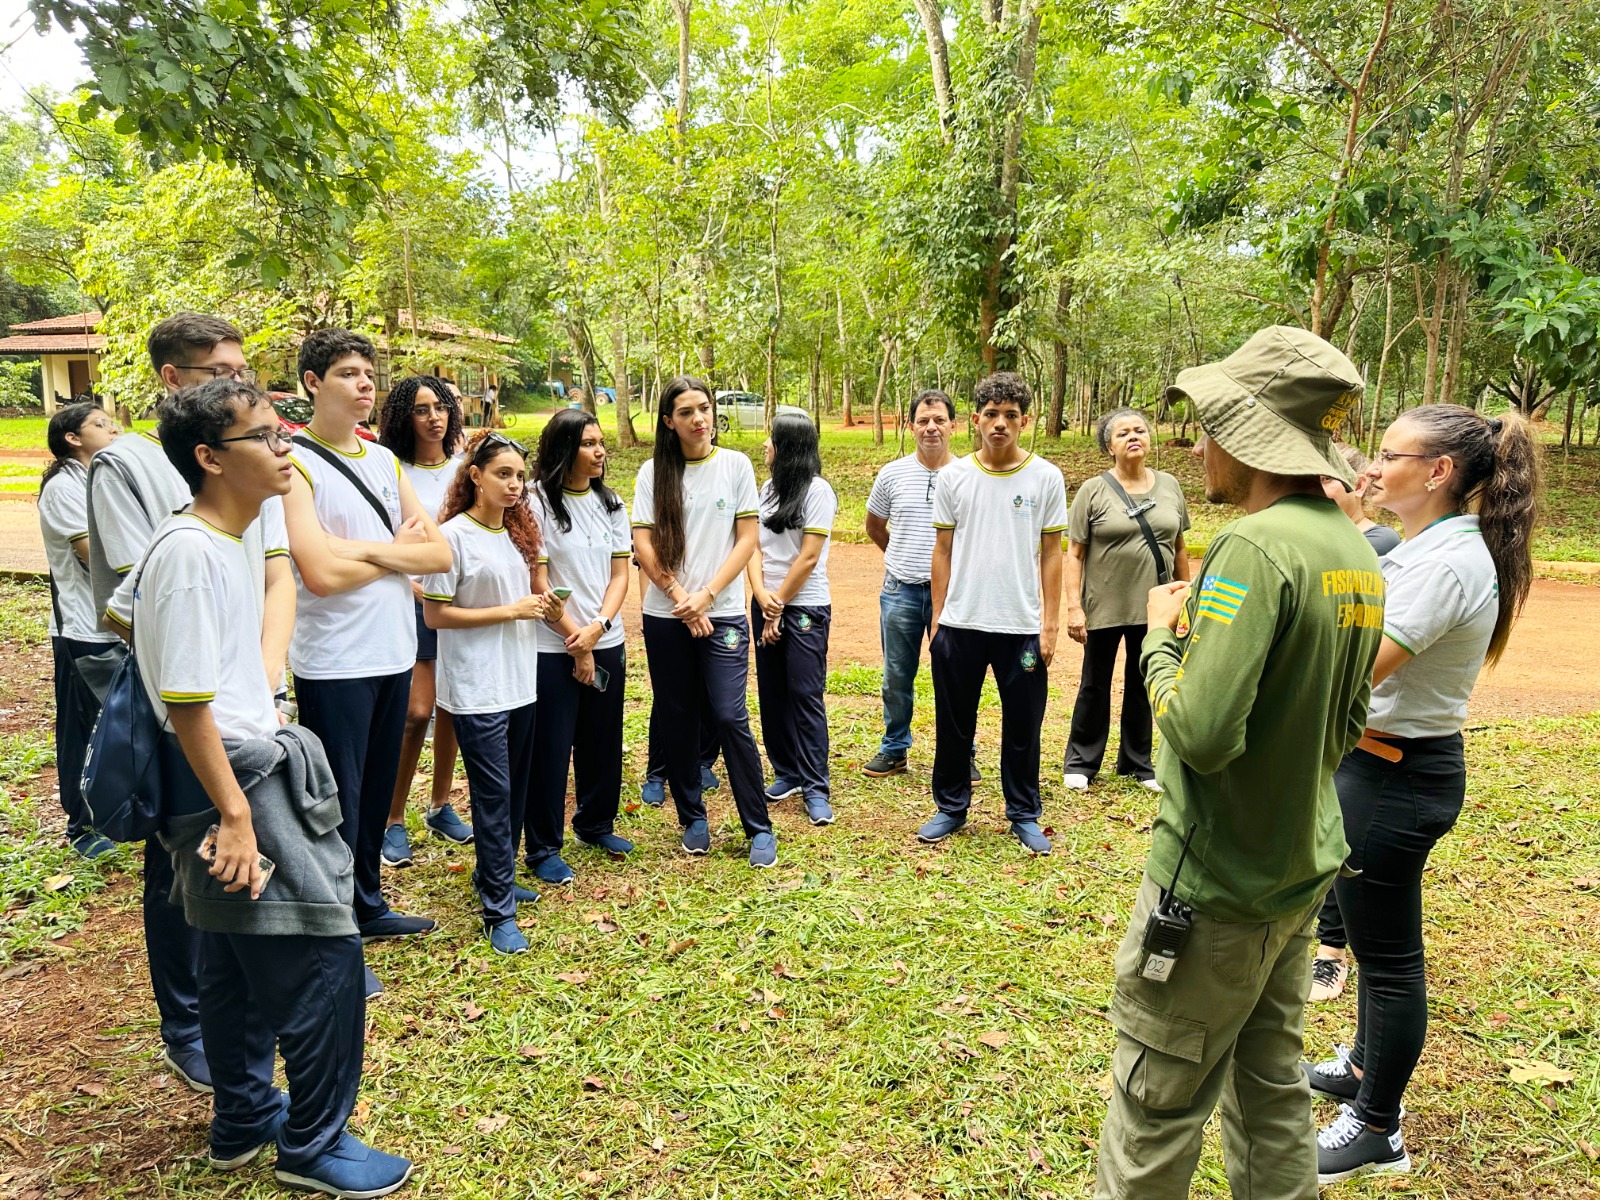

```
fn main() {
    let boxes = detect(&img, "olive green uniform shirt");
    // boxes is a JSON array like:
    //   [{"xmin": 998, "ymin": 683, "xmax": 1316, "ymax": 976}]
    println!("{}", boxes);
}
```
[
  {"xmin": 1140, "ymin": 495, "xmax": 1383, "ymax": 923},
  {"xmin": 1068, "ymin": 471, "xmax": 1190, "ymax": 629}
]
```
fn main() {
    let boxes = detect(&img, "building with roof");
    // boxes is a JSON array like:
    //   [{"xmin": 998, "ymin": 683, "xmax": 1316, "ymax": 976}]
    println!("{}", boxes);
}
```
[{"xmin": 0, "ymin": 312, "xmax": 106, "ymax": 414}]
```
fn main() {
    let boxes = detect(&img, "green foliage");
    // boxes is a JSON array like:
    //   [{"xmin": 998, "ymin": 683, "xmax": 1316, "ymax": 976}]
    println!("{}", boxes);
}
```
[{"xmin": 0, "ymin": 360, "xmax": 40, "ymax": 408}]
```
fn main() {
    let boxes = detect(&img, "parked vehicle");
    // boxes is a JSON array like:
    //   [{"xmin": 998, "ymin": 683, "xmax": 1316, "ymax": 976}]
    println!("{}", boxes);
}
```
[
  {"xmin": 713, "ymin": 391, "xmax": 809, "ymax": 432},
  {"xmin": 271, "ymin": 392, "xmax": 376, "ymax": 441}
]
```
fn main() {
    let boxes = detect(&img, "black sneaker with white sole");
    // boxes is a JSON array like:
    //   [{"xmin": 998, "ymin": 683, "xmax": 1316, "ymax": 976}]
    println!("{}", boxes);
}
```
[
  {"xmin": 1316, "ymin": 1103, "xmax": 1410, "ymax": 1184},
  {"xmin": 1302, "ymin": 1043, "xmax": 1360, "ymax": 1102}
]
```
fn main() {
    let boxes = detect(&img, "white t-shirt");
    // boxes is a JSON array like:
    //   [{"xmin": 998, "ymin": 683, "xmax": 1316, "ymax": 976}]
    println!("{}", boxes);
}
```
[
  {"xmin": 866, "ymin": 453, "xmax": 950, "ymax": 584},
  {"xmin": 39, "ymin": 462, "xmax": 118, "ymax": 643},
  {"xmin": 287, "ymin": 432, "xmax": 416, "ymax": 679},
  {"xmin": 421, "ymin": 514, "xmax": 540, "ymax": 714},
  {"xmin": 532, "ymin": 482, "xmax": 630, "ymax": 653},
  {"xmin": 120, "ymin": 514, "xmax": 279, "ymax": 741},
  {"xmin": 758, "ymin": 476, "xmax": 837, "ymax": 607},
  {"xmin": 631, "ymin": 449, "xmax": 759, "ymax": 619},
  {"xmin": 401, "ymin": 454, "xmax": 462, "ymax": 521},
  {"xmin": 932, "ymin": 453, "xmax": 1069, "ymax": 635},
  {"xmin": 1366, "ymin": 514, "xmax": 1499, "ymax": 738}
]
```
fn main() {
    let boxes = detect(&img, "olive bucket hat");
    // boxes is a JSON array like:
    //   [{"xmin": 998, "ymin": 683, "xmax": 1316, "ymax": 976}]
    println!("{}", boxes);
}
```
[{"xmin": 1166, "ymin": 325, "xmax": 1363, "ymax": 488}]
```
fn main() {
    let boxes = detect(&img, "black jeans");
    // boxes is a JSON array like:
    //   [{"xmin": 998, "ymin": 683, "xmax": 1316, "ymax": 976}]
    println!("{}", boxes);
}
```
[
  {"xmin": 1314, "ymin": 885, "xmax": 1346, "ymax": 950},
  {"xmin": 1063, "ymin": 624, "xmax": 1154, "ymax": 781},
  {"xmin": 528, "ymin": 646, "xmax": 626, "ymax": 860},
  {"xmin": 930, "ymin": 625, "xmax": 1047, "ymax": 822},
  {"xmin": 1335, "ymin": 734, "xmax": 1466, "ymax": 1130}
]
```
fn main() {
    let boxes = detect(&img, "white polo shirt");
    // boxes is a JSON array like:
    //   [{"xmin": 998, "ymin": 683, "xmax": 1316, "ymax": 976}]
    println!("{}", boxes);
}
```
[
  {"xmin": 287, "ymin": 432, "xmax": 415, "ymax": 679},
  {"xmin": 532, "ymin": 482, "xmax": 630, "ymax": 653},
  {"xmin": 932, "ymin": 453, "xmax": 1068, "ymax": 635},
  {"xmin": 401, "ymin": 454, "xmax": 462, "ymax": 521},
  {"xmin": 758, "ymin": 476, "xmax": 837, "ymax": 607},
  {"xmin": 421, "ymin": 514, "xmax": 540, "ymax": 714},
  {"xmin": 39, "ymin": 462, "xmax": 119, "ymax": 643},
  {"xmin": 632, "ymin": 448, "xmax": 759, "ymax": 619}
]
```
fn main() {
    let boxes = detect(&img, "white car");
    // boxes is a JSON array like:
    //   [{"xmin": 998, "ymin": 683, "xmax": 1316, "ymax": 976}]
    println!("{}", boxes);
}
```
[{"xmin": 714, "ymin": 391, "xmax": 810, "ymax": 432}]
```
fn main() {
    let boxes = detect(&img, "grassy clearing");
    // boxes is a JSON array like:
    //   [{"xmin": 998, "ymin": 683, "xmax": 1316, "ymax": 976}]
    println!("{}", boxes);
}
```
[{"xmin": 0, "ymin": 557, "xmax": 1592, "ymax": 1197}]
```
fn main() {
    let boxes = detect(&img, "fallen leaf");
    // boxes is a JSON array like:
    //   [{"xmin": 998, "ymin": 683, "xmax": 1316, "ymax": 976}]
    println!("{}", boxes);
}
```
[
  {"xmin": 966, "ymin": 1123, "xmax": 988, "ymax": 1145},
  {"xmin": 42, "ymin": 873, "xmax": 73, "ymax": 893},
  {"xmin": 767, "ymin": 1006, "xmax": 787, "ymax": 1020},
  {"xmin": 807, "ymin": 1159, "xmax": 825, "ymax": 1179},
  {"xmin": 442, "ymin": 1144, "xmax": 465, "ymax": 1156},
  {"xmin": 74, "ymin": 1082, "xmax": 105, "ymax": 1097},
  {"xmin": 977, "ymin": 1030, "xmax": 1010, "ymax": 1050},
  {"xmin": 582, "ymin": 910, "xmax": 607, "ymax": 924},
  {"xmin": 556, "ymin": 971, "xmax": 590, "ymax": 985},
  {"xmin": 1028, "ymin": 1145, "xmax": 1050, "ymax": 1173},
  {"xmin": 650, "ymin": 1136, "xmax": 665, "ymax": 1153},
  {"xmin": 518, "ymin": 1045, "xmax": 551, "ymax": 1060},
  {"xmin": 773, "ymin": 961, "xmax": 798, "ymax": 979},
  {"xmin": 582, "ymin": 1075, "xmax": 609, "ymax": 1091},
  {"xmin": 1574, "ymin": 876, "xmax": 1597, "ymax": 891},
  {"xmin": 738, "ymin": 1019, "xmax": 751, "ymax": 1032},
  {"xmin": 0, "ymin": 962, "xmax": 42, "ymax": 982},
  {"xmin": 463, "ymin": 1002, "xmax": 486, "ymax": 1022},
  {"xmin": 667, "ymin": 937, "xmax": 697, "ymax": 957},
  {"xmin": 705, "ymin": 914, "xmax": 734, "ymax": 927},
  {"xmin": 350, "ymin": 1099, "xmax": 371, "ymax": 1126},
  {"xmin": 1505, "ymin": 1058, "xmax": 1573, "ymax": 1087},
  {"xmin": 595, "ymin": 920, "xmax": 618, "ymax": 934},
  {"xmin": 1578, "ymin": 1139, "xmax": 1598, "ymax": 1162},
  {"xmin": 446, "ymin": 862, "xmax": 467, "ymax": 873},
  {"xmin": 577, "ymin": 1170, "xmax": 603, "ymax": 1186},
  {"xmin": 761, "ymin": 987, "xmax": 783, "ymax": 1005},
  {"xmin": 149, "ymin": 1074, "xmax": 172, "ymax": 1090},
  {"xmin": 1094, "ymin": 1073, "xmax": 1114, "ymax": 1100},
  {"xmin": 475, "ymin": 1114, "xmax": 510, "ymax": 1134}
]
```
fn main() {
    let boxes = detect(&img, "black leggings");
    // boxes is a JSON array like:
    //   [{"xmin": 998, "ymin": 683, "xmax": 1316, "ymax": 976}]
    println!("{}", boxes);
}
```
[
  {"xmin": 1063, "ymin": 624, "xmax": 1153, "ymax": 781},
  {"xmin": 1335, "ymin": 733, "xmax": 1465, "ymax": 1130}
]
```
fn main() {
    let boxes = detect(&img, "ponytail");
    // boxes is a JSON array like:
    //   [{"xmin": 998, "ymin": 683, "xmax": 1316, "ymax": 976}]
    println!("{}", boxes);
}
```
[
  {"xmin": 40, "ymin": 402, "xmax": 100, "ymax": 493},
  {"xmin": 1405, "ymin": 405, "xmax": 1541, "ymax": 664}
]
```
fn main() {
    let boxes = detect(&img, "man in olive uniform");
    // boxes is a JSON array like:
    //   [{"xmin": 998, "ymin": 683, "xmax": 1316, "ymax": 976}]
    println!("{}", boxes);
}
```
[{"xmin": 1094, "ymin": 326, "xmax": 1384, "ymax": 1200}]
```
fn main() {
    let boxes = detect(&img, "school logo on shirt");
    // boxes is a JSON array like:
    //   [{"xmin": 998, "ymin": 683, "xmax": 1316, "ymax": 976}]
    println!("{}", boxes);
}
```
[
  {"xmin": 1010, "ymin": 494, "xmax": 1037, "ymax": 515},
  {"xmin": 716, "ymin": 498, "xmax": 728, "ymax": 510},
  {"xmin": 1195, "ymin": 575, "xmax": 1249, "ymax": 626},
  {"xmin": 722, "ymin": 626, "xmax": 740, "ymax": 647}
]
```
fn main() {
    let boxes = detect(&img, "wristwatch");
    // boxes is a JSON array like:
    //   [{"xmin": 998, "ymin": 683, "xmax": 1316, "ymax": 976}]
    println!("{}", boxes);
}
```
[{"xmin": 599, "ymin": 616, "xmax": 613, "ymax": 633}]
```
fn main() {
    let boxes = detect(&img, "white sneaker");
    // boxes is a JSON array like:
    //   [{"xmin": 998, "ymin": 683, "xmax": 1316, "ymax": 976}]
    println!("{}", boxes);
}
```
[
  {"xmin": 1063, "ymin": 773, "xmax": 1090, "ymax": 790},
  {"xmin": 1141, "ymin": 778, "xmax": 1163, "ymax": 793}
]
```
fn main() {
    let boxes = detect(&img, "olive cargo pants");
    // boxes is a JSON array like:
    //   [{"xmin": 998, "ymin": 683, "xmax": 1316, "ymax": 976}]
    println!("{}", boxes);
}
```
[{"xmin": 1095, "ymin": 876, "xmax": 1322, "ymax": 1200}]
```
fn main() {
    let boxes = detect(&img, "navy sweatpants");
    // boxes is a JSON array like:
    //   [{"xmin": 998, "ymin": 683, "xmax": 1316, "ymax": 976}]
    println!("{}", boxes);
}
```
[
  {"xmin": 527, "ymin": 646, "xmax": 625, "ymax": 862},
  {"xmin": 198, "ymin": 930, "xmax": 364, "ymax": 1168},
  {"xmin": 646, "ymin": 689, "xmax": 721, "ymax": 779},
  {"xmin": 930, "ymin": 624, "xmax": 1047, "ymax": 822},
  {"xmin": 641, "ymin": 615, "xmax": 770, "ymax": 837},
  {"xmin": 146, "ymin": 842, "xmax": 202, "ymax": 1049},
  {"xmin": 453, "ymin": 704, "xmax": 536, "ymax": 924},
  {"xmin": 752, "ymin": 603, "xmax": 831, "ymax": 802},
  {"xmin": 295, "ymin": 671, "xmax": 412, "ymax": 926}
]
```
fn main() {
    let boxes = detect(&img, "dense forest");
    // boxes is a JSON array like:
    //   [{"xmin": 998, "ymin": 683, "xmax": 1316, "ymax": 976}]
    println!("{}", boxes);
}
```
[{"xmin": 3, "ymin": 0, "xmax": 1598, "ymax": 447}]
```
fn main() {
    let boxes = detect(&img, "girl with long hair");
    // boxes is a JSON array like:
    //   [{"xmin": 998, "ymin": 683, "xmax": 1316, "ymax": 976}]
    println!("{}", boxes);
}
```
[
  {"xmin": 38, "ymin": 402, "xmax": 122, "ymax": 858},
  {"xmin": 377, "ymin": 375, "xmax": 470, "ymax": 864},
  {"xmin": 632, "ymin": 376, "xmax": 776, "ymax": 868},
  {"xmin": 1307, "ymin": 405, "xmax": 1541, "ymax": 1183},
  {"xmin": 523, "ymin": 410, "xmax": 633, "ymax": 884},
  {"xmin": 746, "ymin": 412, "xmax": 838, "ymax": 826},
  {"xmin": 421, "ymin": 431, "xmax": 562, "ymax": 954}
]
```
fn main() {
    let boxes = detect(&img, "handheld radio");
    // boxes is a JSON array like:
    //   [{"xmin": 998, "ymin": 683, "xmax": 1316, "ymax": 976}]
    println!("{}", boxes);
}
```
[{"xmin": 1139, "ymin": 822, "xmax": 1197, "ymax": 983}]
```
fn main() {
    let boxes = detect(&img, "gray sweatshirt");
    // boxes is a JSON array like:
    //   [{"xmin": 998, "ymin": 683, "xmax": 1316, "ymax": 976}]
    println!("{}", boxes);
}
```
[{"xmin": 161, "ymin": 723, "xmax": 357, "ymax": 937}]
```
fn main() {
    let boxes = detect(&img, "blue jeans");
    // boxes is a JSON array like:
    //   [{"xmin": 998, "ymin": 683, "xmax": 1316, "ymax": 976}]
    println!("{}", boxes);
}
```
[{"xmin": 878, "ymin": 575, "xmax": 932, "ymax": 757}]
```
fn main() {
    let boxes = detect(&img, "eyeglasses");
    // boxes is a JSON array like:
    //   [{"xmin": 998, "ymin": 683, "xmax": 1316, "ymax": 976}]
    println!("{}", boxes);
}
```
[
  {"xmin": 175, "ymin": 364, "xmax": 258, "ymax": 385},
  {"xmin": 925, "ymin": 471, "xmax": 939, "ymax": 503},
  {"xmin": 480, "ymin": 431, "xmax": 528, "ymax": 458},
  {"xmin": 411, "ymin": 404, "xmax": 453, "ymax": 418},
  {"xmin": 212, "ymin": 427, "xmax": 293, "ymax": 451},
  {"xmin": 1373, "ymin": 450, "xmax": 1438, "ymax": 464}
]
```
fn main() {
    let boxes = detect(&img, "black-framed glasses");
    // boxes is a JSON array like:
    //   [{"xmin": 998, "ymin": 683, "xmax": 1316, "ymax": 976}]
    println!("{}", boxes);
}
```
[
  {"xmin": 480, "ymin": 431, "xmax": 528, "ymax": 457},
  {"xmin": 925, "ymin": 471, "xmax": 939, "ymax": 503},
  {"xmin": 176, "ymin": 364, "xmax": 258, "ymax": 384},
  {"xmin": 212, "ymin": 427, "xmax": 293, "ymax": 451},
  {"xmin": 1374, "ymin": 450, "xmax": 1438, "ymax": 464}
]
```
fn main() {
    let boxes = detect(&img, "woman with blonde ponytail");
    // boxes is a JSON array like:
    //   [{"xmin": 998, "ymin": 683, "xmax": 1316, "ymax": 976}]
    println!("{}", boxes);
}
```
[{"xmin": 1305, "ymin": 405, "xmax": 1541, "ymax": 1184}]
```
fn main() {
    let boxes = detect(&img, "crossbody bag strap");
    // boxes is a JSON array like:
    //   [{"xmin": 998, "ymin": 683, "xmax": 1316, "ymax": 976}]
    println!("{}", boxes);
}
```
[
  {"xmin": 291, "ymin": 435, "xmax": 396, "ymax": 534},
  {"xmin": 1100, "ymin": 471, "xmax": 1170, "ymax": 586},
  {"xmin": 91, "ymin": 451, "xmax": 153, "ymax": 525}
]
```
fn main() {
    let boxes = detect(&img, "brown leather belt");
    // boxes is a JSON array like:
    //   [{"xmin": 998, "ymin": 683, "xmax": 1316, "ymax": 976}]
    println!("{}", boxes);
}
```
[{"xmin": 1355, "ymin": 728, "xmax": 1402, "ymax": 762}]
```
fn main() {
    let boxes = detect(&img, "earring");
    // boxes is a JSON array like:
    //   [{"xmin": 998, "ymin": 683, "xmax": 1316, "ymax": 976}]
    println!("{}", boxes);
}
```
[{"xmin": 1425, "ymin": 480, "xmax": 1437, "ymax": 492}]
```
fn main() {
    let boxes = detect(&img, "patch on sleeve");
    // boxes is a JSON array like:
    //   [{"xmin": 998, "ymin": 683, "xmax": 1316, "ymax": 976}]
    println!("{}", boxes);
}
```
[{"xmin": 1195, "ymin": 575, "xmax": 1248, "ymax": 625}]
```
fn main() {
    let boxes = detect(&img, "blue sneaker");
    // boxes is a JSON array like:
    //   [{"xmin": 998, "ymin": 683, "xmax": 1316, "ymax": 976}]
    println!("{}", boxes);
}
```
[
  {"xmin": 484, "ymin": 919, "xmax": 530, "ymax": 955},
  {"xmin": 529, "ymin": 855, "xmax": 575, "ymax": 886},
  {"xmin": 915, "ymin": 812, "xmax": 966, "ymax": 844},
  {"xmin": 274, "ymin": 1131, "xmax": 413, "ymax": 1198},
  {"xmin": 764, "ymin": 779, "xmax": 801, "ymax": 802},
  {"xmin": 640, "ymin": 776, "xmax": 666, "ymax": 807},
  {"xmin": 804, "ymin": 796, "xmax": 835, "ymax": 826},
  {"xmin": 70, "ymin": 830, "xmax": 116, "ymax": 860},
  {"xmin": 161, "ymin": 1039, "xmax": 213, "ymax": 1094},
  {"xmin": 424, "ymin": 803, "xmax": 473, "ymax": 844},
  {"xmin": 574, "ymin": 832, "xmax": 634, "ymax": 855},
  {"xmin": 1010, "ymin": 820, "xmax": 1052, "ymax": 855},
  {"xmin": 364, "ymin": 966, "xmax": 384, "ymax": 999},
  {"xmin": 209, "ymin": 1091, "xmax": 288, "ymax": 1170},
  {"xmin": 357, "ymin": 912, "xmax": 436, "ymax": 941},
  {"xmin": 472, "ymin": 870, "xmax": 538, "ymax": 905},
  {"xmin": 748, "ymin": 832, "xmax": 778, "ymax": 869},
  {"xmin": 700, "ymin": 765, "xmax": 720, "ymax": 792},
  {"xmin": 681, "ymin": 820, "xmax": 710, "ymax": 855},
  {"xmin": 380, "ymin": 823, "xmax": 413, "ymax": 868}
]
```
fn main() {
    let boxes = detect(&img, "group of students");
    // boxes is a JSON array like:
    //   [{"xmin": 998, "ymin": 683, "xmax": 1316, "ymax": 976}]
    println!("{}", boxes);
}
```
[{"xmin": 38, "ymin": 314, "xmax": 1539, "ymax": 1197}]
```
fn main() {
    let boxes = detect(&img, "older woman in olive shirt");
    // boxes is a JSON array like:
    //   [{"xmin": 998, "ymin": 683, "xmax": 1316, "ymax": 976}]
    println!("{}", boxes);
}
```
[{"xmin": 1063, "ymin": 408, "xmax": 1191, "ymax": 792}]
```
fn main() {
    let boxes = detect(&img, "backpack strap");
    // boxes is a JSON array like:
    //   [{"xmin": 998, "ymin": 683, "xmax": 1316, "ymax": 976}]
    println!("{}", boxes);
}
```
[
  {"xmin": 1099, "ymin": 471, "xmax": 1171, "ymax": 587},
  {"xmin": 291, "ymin": 435, "xmax": 396, "ymax": 534}
]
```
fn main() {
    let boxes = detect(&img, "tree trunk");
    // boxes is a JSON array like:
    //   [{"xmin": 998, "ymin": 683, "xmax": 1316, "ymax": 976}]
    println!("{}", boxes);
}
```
[
  {"xmin": 1440, "ymin": 271, "xmax": 1470, "ymax": 409},
  {"xmin": 671, "ymin": 0, "xmax": 691, "ymax": 152},
  {"xmin": 871, "ymin": 338, "xmax": 894, "ymax": 446},
  {"xmin": 836, "ymin": 288, "xmax": 854, "ymax": 426},
  {"xmin": 1047, "ymin": 282, "xmax": 1069, "ymax": 437},
  {"xmin": 911, "ymin": 0, "xmax": 954, "ymax": 145},
  {"xmin": 594, "ymin": 149, "xmax": 637, "ymax": 447}
]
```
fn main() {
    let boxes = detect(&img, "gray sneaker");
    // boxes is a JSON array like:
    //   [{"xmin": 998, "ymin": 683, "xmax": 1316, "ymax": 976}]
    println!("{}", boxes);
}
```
[
  {"xmin": 1316, "ymin": 1104, "xmax": 1409, "ymax": 1184},
  {"xmin": 1303, "ymin": 1044, "xmax": 1360, "ymax": 1102}
]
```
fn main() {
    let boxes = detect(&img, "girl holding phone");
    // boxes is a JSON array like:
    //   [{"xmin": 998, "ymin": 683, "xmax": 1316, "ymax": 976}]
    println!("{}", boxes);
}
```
[
  {"xmin": 421, "ymin": 432, "xmax": 561, "ymax": 954},
  {"xmin": 632, "ymin": 376, "xmax": 776, "ymax": 869},
  {"xmin": 525, "ymin": 410, "xmax": 633, "ymax": 884}
]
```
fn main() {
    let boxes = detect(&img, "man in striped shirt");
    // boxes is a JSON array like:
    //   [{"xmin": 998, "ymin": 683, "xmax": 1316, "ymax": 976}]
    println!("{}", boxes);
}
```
[{"xmin": 862, "ymin": 391, "xmax": 976, "ymax": 781}]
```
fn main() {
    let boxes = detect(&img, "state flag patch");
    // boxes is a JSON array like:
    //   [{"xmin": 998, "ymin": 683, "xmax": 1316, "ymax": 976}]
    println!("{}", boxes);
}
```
[{"xmin": 1196, "ymin": 574, "xmax": 1248, "ymax": 625}]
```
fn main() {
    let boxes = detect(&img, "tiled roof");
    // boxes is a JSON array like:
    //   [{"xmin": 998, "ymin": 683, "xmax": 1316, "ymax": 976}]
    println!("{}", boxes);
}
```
[
  {"xmin": 0, "ymin": 333, "xmax": 107, "ymax": 353},
  {"xmin": 395, "ymin": 310, "xmax": 516, "ymax": 344},
  {"xmin": 8, "ymin": 311, "xmax": 103, "ymax": 332}
]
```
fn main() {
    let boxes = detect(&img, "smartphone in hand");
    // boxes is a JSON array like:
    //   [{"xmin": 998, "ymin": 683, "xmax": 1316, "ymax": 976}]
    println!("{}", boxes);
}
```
[{"xmin": 197, "ymin": 824, "xmax": 277, "ymax": 889}]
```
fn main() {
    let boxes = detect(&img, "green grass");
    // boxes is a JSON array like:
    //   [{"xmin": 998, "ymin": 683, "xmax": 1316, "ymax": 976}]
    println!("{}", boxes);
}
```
[{"xmin": 0, "ymin": 579, "xmax": 50, "ymax": 646}]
